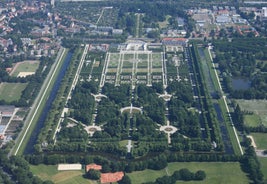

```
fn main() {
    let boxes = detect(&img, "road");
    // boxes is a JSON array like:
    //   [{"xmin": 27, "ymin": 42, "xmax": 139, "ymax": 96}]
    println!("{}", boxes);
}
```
[
  {"xmin": 207, "ymin": 47, "xmax": 243, "ymax": 155},
  {"xmin": 11, "ymin": 47, "xmax": 66, "ymax": 156}
]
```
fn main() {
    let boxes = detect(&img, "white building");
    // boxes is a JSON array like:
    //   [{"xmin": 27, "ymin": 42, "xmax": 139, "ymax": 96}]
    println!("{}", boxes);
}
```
[{"xmin": 262, "ymin": 7, "xmax": 267, "ymax": 17}]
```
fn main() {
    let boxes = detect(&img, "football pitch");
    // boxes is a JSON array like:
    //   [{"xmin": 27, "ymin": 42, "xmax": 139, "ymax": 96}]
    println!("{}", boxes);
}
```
[{"xmin": 11, "ymin": 60, "xmax": 39, "ymax": 77}]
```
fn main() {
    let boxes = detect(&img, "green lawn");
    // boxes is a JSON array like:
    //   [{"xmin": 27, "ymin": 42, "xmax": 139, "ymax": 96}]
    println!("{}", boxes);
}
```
[
  {"xmin": 30, "ymin": 164, "xmax": 96, "ymax": 184},
  {"xmin": 258, "ymin": 157, "xmax": 267, "ymax": 181},
  {"xmin": 237, "ymin": 100, "xmax": 267, "ymax": 127},
  {"xmin": 244, "ymin": 114, "xmax": 261, "ymax": 127},
  {"xmin": 0, "ymin": 82, "xmax": 27, "ymax": 102},
  {"xmin": 250, "ymin": 133, "xmax": 267, "ymax": 149},
  {"xmin": 119, "ymin": 140, "xmax": 128, "ymax": 147},
  {"xmin": 128, "ymin": 162, "xmax": 250, "ymax": 184},
  {"xmin": 11, "ymin": 60, "xmax": 39, "ymax": 77}
]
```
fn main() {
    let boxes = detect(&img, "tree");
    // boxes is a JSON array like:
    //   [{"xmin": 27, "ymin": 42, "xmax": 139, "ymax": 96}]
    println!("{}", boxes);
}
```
[
  {"xmin": 172, "ymin": 170, "xmax": 181, "ymax": 180},
  {"xmin": 155, "ymin": 175, "xmax": 175, "ymax": 184},
  {"xmin": 85, "ymin": 169, "xmax": 100, "ymax": 180},
  {"xmin": 179, "ymin": 168, "xmax": 194, "ymax": 181},
  {"xmin": 194, "ymin": 170, "xmax": 206, "ymax": 180},
  {"xmin": 118, "ymin": 175, "xmax": 131, "ymax": 184}
]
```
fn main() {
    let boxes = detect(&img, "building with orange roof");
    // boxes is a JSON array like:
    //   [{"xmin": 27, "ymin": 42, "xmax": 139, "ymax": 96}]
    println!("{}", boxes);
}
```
[
  {"xmin": 100, "ymin": 171, "xmax": 124, "ymax": 184},
  {"xmin": 86, "ymin": 164, "xmax": 102, "ymax": 172}
]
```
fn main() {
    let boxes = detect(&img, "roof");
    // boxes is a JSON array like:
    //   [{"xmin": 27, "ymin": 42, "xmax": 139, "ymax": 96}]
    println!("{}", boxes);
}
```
[
  {"xmin": 0, "ymin": 105, "xmax": 15, "ymax": 114},
  {"xmin": 162, "ymin": 37, "xmax": 188, "ymax": 42},
  {"xmin": 100, "ymin": 171, "xmax": 124, "ymax": 183},
  {"xmin": 57, "ymin": 164, "xmax": 82, "ymax": 171},
  {"xmin": 86, "ymin": 164, "xmax": 102, "ymax": 172}
]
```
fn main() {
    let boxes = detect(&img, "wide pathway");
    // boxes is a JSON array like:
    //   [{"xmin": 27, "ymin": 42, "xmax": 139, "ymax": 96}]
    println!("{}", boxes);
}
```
[{"xmin": 12, "ymin": 47, "xmax": 66, "ymax": 156}]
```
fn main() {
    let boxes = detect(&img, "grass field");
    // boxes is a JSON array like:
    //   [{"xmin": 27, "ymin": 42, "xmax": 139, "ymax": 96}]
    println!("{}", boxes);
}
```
[
  {"xmin": 128, "ymin": 162, "xmax": 249, "ymax": 184},
  {"xmin": 11, "ymin": 60, "xmax": 39, "ymax": 77},
  {"xmin": 237, "ymin": 100, "xmax": 267, "ymax": 127},
  {"xmin": 138, "ymin": 54, "xmax": 148, "ymax": 60},
  {"xmin": 108, "ymin": 61, "xmax": 119, "ymax": 68},
  {"xmin": 137, "ymin": 61, "xmax": 148, "ymax": 68},
  {"xmin": 244, "ymin": 114, "xmax": 261, "ymax": 127},
  {"xmin": 250, "ymin": 133, "xmax": 267, "ymax": 149},
  {"xmin": 0, "ymin": 82, "xmax": 27, "ymax": 102},
  {"xmin": 30, "ymin": 164, "xmax": 96, "ymax": 184},
  {"xmin": 259, "ymin": 157, "xmax": 267, "ymax": 181}
]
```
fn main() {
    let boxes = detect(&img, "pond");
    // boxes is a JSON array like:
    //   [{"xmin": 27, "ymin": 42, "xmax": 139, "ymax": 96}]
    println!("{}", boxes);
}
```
[{"xmin": 231, "ymin": 78, "xmax": 251, "ymax": 90}]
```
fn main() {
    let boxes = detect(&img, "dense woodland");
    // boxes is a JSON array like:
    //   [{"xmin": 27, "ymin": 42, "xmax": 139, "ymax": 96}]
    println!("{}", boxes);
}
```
[
  {"xmin": 213, "ymin": 38, "xmax": 267, "ymax": 99},
  {"xmin": 0, "ymin": 149, "xmax": 52, "ymax": 184}
]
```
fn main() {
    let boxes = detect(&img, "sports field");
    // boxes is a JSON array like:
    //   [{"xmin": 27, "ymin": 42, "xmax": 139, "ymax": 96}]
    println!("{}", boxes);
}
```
[
  {"xmin": 30, "ymin": 164, "xmax": 96, "ymax": 184},
  {"xmin": 237, "ymin": 99, "xmax": 267, "ymax": 127},
  {"xmin": 0, "ymin": 83, "xmax": 27, "ymax": 102},
  {"xmin": 128, "ymin": 162, "xmax": 249, "ymax": 184},
  {"xmin": 10, "ymin": 60, "xmax": 39, "ymax": 77}
]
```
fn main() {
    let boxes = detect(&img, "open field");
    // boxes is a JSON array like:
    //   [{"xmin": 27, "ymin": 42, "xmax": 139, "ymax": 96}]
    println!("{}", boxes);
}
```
[
  {"xmin": 250, "ymin": 133, "xmax": 267, "ymax": 149},
  {"xmin": 0, "ymin": 83, "xmax": 27, "ymax": 102},
  {"xmin": 128, "ymin": 162, "xmax": 249, "ymax": 184},
  {"xmin": 30, "ymin": 164, "xmax": 96, "ymax": 184},
  {"xmin": 237, "ymin": 99, "xmax": 267, "ymax": 127},
  {"xmin": 11, "ymin": 60, "xmax": 39, "ymax": 77},
  {"xmin": 244, "ymin": 114, "xmax": 261, "ymax": 127},
  {"xmin": 259, "ymin": 157, "xmax": 267, "ymax": 181}
]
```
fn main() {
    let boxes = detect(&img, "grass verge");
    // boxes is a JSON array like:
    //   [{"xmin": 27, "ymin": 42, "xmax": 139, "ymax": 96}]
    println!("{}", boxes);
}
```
[
  {"xmin": 218, "ymin": 98, "xmax": 242, "ymax": 155},
  {"xmin": 11, "ymin": 48, "xmax": 68, "ymax": 156}
]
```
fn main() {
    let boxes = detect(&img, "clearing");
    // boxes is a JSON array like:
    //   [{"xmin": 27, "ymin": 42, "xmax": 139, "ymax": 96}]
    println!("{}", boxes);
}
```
[
  {"xmin": 237, "ymin": 99, "xmax": 267, "ymax": 127},
  {"xmin": 0, "ymin": 83, "xmax": 27, "ymax": 102}
]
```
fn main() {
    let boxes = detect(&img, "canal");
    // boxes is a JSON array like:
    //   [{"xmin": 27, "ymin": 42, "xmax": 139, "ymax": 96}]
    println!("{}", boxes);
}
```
[{"xmin": 24, "ymin": 52, "xmax": 73, "ymax": 154}]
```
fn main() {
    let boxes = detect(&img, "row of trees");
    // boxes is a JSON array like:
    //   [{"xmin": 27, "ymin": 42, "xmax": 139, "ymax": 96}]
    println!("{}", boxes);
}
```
[
  {"xmin": 25, "ymin": 152, "xmax": 240, "ymax": 172},
  {"xmin": 144, "ymin": 168, "xmax": 206, "ymax": 184}
]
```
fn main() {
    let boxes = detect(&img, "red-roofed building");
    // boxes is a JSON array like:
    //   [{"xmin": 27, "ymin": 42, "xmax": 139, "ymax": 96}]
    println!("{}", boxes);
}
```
[
  {"xmin": 100, "ymin": 171, "xmax": 124, "ymax": 184},
  {"xmin": 86, "ymin": 164, "xmax": 102, "ymax": 172}
]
